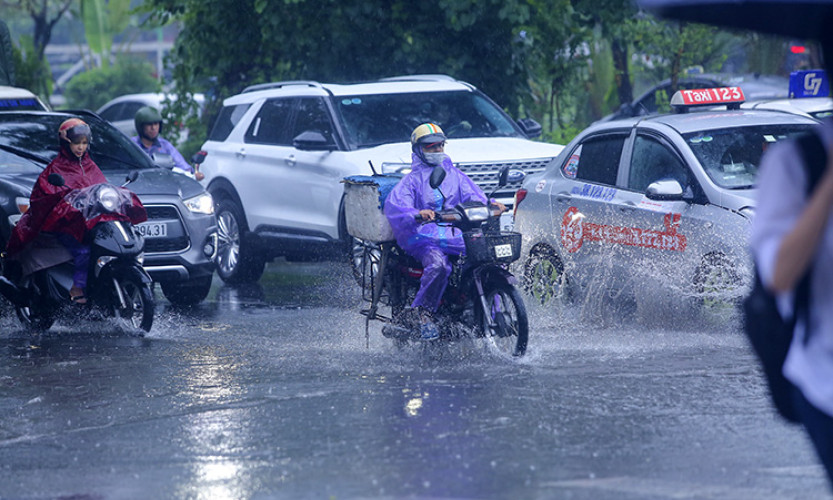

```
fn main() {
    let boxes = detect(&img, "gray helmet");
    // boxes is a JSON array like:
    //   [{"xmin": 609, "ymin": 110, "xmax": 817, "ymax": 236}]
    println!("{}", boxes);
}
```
[{"xmin": 134, "ymin": 106, "xmax": 163, "ymax": 138}]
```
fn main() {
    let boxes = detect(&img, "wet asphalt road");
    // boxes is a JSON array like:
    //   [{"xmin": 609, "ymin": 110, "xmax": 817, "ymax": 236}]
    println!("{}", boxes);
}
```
[{"xmin": 0, "ymin": 259, "xmax": 830, "ymax": 500}]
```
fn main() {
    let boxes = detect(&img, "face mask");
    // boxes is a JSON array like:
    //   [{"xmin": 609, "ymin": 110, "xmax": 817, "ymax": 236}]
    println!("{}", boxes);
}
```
[{"xmin": 424, "ymin": 152, "xmax": 447, "ymax": 165}]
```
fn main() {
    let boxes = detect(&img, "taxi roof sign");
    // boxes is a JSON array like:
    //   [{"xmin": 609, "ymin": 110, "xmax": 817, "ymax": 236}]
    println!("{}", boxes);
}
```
[{"xmin": 670, "ymin": 86, "xmax": 745, "ymax": 112}]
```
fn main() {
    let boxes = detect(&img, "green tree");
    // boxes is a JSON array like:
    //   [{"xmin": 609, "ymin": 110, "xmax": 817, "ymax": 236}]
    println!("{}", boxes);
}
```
[
  {"xmin": 63, "ymin": 57, "xmax": 159, "ymax": 110},
  {"xmin": 80, "ymin": 0, "xmax": 132, "ymax": 67},
  {"xmin": 0, "ymin": 20, "xmax": 14, "ymax": 86}
]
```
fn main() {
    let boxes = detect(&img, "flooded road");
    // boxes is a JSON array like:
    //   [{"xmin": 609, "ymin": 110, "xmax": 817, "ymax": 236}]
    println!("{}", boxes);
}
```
[{"xmin": 0, "ymin": 260, "xmax": 828, "ymax": 499}]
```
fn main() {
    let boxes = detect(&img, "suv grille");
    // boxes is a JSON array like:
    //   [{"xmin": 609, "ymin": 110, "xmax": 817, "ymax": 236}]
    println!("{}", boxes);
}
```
[
  {"xmin": 143, "ymin": 204, "xmax": 189, "ymax": 253},
  {"xmin": 457, "ymin": 158, "xmax": 554, "ymax": 199}
]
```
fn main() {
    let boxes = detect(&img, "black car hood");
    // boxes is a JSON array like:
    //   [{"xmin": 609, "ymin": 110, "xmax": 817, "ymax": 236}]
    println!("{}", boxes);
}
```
[
  {"xmin": 0, "ymin": 172, "xmax": 41, "ymax": 196},
  {"xmin": 103, "ymin": 168, "xmax": 206, "ymax": 200}
]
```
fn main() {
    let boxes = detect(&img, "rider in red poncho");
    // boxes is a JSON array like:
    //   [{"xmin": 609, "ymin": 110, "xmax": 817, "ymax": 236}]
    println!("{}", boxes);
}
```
[{"xmin": 4, "ymin": 118, "xmax": 146, "ymax": 304}]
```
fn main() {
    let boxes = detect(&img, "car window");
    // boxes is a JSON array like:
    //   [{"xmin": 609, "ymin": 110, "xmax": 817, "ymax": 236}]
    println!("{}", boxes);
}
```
[
  {"xmin": 99, "ymin": 103, "xmax": 124, "ymax": 121},
  {"xmin": 334, "ymin": 90, "xmax": 521, "ymax": 149},
  {"xmin": 119, "ymin": 102, "xmax": 146, "ymax": 122},
  {"xmin": 0, "ymin": 114, "xmax": 155, "ymax": 171},
  {"xmin": 562, "ymin": 134, "xmax": 625, "ymax": 185},
  {"xmin": 683, "ymin": 125, "xmax": 813, "ymax": 189},
  {"xmin": 208, "ymin": 103, "xmax": 252, "ymax": 141},
  {"xmin": 628, "ymin": 135, "xmax": 689, "ymax": 192},
  {"xmin": 291, "ymin": 97, "xmax": 334, "ymax": 141},
  {"xmin": 245, "ymin": 98, "xmax": 294, "ymax": 146}
]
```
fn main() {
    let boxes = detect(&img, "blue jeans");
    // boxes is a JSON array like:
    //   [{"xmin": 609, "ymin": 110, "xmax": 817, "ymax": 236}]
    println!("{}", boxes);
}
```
[
  {"xmin": 793, "ymin": 387, "xmax": 833, "ymax": 488},
  {"xmin": 55, "ymin": 233, "xmax": 90, "ymax": 289}
]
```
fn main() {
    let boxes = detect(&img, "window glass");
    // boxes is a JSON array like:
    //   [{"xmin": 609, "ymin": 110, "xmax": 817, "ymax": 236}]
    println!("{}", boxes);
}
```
[
  {"xmin": 683, "ymin": 125, "xmax": 814, "ymax": 189},
  {"xmin": 208, "ymin": 103, "xmax": 252, "ymax": 142},
  {"xmin": 564, "ymin": 135, "xmax": 625, "ymax": 185},
  {"xmin": 334, "ymin": 90, "xmax": 521, "ymax": 149},
  {"xmin": 244, "ymin": 99, "xmax": 293, "ymax": 146},
  {"xmin": 628, "ymin": 135, "xmax": 689, "ymax": 192},
  {"xmin": 291, "ymin": 98, "xmax": 334, "ymax": 140},
  {"xmin": 99, "ymin": 103, "xmax": 124, "ymax": 122},
  {"xmin": 0, "ymin": 114, "xmax": 155, "ymax": 171},
  {"xmin": 119, "ymin": 102, "xmax": 146, "ymax": 122},
  {"xmin": 0, "ymin": 147, "xmax": 43, "ymax": 173}
]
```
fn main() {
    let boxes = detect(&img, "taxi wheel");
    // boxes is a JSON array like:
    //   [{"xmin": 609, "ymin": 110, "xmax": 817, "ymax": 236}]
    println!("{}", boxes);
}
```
[
  {"xmin": 522, "ymin": 246, "xmax": 570, "ymax": 306},
  {"xmin": 693, "ymin": 253, "xmax": 741, "ymax": 315}
]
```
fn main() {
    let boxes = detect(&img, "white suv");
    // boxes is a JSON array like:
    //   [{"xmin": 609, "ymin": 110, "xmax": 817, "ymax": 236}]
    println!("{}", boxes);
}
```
[{"xmin": 199, "ymin": 75, "xmax": 564, "ymax": 283}]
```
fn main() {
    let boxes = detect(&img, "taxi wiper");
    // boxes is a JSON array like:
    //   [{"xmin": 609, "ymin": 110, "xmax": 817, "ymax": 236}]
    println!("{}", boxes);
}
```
[{"xmin": 0, "ymin": 143, "xmax": 50, "ymax": 165}]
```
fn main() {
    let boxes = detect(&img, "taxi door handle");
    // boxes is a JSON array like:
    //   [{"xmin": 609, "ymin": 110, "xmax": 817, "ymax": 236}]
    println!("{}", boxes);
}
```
[
  {"xmin": 236, "ymin": 148, "xmax": 246, "ymax": 159},
  {"xmin": 285, "ymin": 155, "xmax": 297, "ymax": 167},
  {"xmin": 619, "ymin": 202, "xmax": 636, "ymax": 213},
  {"xmin": 555, "ymin": 193, "xmax": 572, "ymax": 203}
]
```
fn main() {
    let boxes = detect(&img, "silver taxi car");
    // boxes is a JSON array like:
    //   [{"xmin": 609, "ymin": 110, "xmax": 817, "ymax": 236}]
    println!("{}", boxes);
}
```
[{"xmin": 514, "ymin": 86, "xmax": 820, "ymax": 317}]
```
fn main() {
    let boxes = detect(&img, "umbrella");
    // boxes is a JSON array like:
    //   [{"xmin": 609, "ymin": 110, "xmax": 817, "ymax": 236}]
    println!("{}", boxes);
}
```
[{"xmin": 638, "ymin": 0, "xmax": 833, "ymax": 40}]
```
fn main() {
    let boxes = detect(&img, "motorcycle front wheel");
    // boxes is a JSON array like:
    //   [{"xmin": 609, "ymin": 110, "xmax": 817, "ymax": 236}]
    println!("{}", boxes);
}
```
[
  {"xmin": 15, "ymin": 304, "xmax": 55, "ymax": 332},
  {"xmin": 477, "ymin": 283, "xmax": 529, "ymax": 357},
  {"xmin": 110, "ymin": 276, "xmax": 155, "ymax": 333}
]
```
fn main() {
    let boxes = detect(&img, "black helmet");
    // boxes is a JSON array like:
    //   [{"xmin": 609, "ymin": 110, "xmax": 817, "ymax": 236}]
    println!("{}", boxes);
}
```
[{"xmin": 134, "ymin": 106, "xmax": 163, "ymax": 138}]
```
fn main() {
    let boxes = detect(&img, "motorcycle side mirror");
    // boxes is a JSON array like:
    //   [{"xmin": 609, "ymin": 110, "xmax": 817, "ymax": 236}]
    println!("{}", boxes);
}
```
[
  {"xmin": 429, "ymin": 165, "xmax": 446, "ymax": 190},
  {"xmin": 47, "ymin": 173, "xmax": 65, "ymax": 187},
  {"xmin": 152, "ymin": 152, "xmax": 175, "ymax": 170},
  {"xmin": 123, "ymin": 171, "xmax": 139, "ymax": 186},
  {"xmin": 192, "ymin": 151, "xmax": 207, "ymax": 165}
]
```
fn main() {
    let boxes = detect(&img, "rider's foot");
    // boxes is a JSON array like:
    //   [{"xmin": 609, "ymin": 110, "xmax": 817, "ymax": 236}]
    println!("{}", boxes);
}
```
[{"xmin": 69, "ymin": 286, "xmax": 87, "ymax": 305}]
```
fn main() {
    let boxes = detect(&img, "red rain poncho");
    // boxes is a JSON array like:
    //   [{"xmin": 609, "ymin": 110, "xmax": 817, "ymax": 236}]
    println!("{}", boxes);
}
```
[{"xmin": 6, "ymin": 148, "xmax": 146, "ymax": 256}]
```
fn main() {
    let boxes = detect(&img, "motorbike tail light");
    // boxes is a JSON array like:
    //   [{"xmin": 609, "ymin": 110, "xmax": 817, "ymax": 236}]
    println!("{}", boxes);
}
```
[{"xmin": 513, "ymin": 189, "xmax": 528, "ymax": 218}]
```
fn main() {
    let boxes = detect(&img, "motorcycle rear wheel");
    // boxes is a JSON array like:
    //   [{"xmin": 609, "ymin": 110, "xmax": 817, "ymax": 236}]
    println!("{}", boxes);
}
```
[
  {"xmin": 111, "ymin": 276, "xmax": 155, "ymax": 333},
  {"xmin": 477, "ymin": 283, "xmax": 529, "ymax": 357}
]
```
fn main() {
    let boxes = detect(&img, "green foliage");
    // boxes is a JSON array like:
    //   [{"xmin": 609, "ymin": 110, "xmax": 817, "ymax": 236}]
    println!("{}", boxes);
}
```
[
  {"xmin": 63, "ymin": 58, "xmax": 160, "ymax": 110},
  {"xmin": 0, "ymin": 20, "xmax": 14, "ymax": 86},
  {"xmin": 11, "ymin": 36, "xmax": 52, "ymax": 100},
  {"xmin": 81, "ymin": 0, "xmax": 135, "ymax": 67}
]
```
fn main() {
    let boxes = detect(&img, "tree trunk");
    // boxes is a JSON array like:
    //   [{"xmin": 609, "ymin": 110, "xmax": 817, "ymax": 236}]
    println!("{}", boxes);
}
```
[{"xmin": 611, "ymin": 38, "xmax": 633, "ymax": 106}]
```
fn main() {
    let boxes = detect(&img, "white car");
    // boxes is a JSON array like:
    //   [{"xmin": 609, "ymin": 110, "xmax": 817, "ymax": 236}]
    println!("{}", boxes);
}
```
[
  {"xmin": 199, "ymin": 75, "xmax": 564, "ymax": 283},
  {"xmin": 97, "ymin": 92, "xmax": 205, "ymax": 146},
  {"xmin": 0, "ymin": 86, "xmax": 49, "ymax": 111}
]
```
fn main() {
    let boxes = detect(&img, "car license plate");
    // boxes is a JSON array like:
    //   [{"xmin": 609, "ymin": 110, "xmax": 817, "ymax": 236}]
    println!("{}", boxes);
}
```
[
  {"xmin": 500, "ymin": 211, "xmax": 514, "ymax": 232},
  {"xmin": 136, "ymin": 222, "xmax": 167, "ymax": 238}
]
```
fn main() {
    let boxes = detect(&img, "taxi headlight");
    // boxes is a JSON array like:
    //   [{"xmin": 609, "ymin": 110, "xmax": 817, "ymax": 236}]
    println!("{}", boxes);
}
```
[
  {"xmin": 381, "ymin": 162, "xmax": 411, "ymax": 175},
  {"xmin": 98, "ymin": 186, "xmax": 120, "ymax": 212},
  {"xmin": 463, "ymin": 206, "xmax": 490, "ymax": 222},
  {"xmin": 184, "ymin": 192, "xmax": 214, "ymax": 215}
]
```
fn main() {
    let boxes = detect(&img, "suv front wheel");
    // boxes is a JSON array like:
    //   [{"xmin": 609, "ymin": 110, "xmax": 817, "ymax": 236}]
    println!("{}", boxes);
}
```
[{"xmin": 215, "ymin": 198, "xmax": 266, "ymax": 284}]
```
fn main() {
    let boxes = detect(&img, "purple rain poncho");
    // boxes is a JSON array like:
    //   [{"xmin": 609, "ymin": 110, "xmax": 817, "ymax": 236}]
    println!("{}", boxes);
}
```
[{"xmin": 384, "ymin": 153, "xmax": 489, "ymax": 312}]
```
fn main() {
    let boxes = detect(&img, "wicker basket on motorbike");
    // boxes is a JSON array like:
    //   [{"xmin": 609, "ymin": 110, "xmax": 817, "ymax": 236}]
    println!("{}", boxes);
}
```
[
  {"xmin": 342, "ymin": 174, "xmax": 403, "ymax": 242},
  {"xmin": 464, "ymin": 231, "xmax": 522, "ymax": 264}
]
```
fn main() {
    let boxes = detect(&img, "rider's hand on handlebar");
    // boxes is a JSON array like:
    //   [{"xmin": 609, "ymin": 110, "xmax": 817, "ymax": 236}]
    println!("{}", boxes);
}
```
[
  {"xmin": 418, "ymin": 209, "xmax": 436, "ymax": 221},
  {"xmin": 491, "ymin": 202, "xmax": 507, "ymax": 215}
]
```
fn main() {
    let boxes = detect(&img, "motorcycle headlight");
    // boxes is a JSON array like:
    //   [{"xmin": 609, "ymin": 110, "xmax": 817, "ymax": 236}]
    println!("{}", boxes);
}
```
[
  {"xmin": 98, "ymin": 186, "xmax": 120, "ymax": 212},
  {"xmin": 463, "ymin": 206, "xmax": 490, "ymax": 222},
  {"xmin": 184, "ymin": 192, "xmax": 214, "ymax": 215}
]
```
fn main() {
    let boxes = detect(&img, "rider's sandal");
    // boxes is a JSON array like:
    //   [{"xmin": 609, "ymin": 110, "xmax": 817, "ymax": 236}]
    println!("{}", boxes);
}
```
[{"xmin": 70, "ymin": 294, "xmax": 88, "ymax": 305}]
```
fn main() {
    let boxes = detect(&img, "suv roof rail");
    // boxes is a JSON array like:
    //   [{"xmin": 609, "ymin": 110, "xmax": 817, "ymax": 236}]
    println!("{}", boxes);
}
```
[
  {"xmin": 378, "ymin": 74, "xmax": 458, "ymax": 83},
  {"xmin": 242, "ymin": 80, "xmax": 324, "ymax": 93}
]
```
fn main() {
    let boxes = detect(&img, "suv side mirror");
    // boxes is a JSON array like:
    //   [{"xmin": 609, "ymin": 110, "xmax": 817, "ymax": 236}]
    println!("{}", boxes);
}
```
[
  {"xmin": 645, "ymin": 179, "xmax": 684, "ymax": 201},
  {"xmin": 516, "ymin": 118, "xmax": 542, "ymax": 139},
  {"xmin": 293, "ymin": 130, "xmax": 336, "ymax": 151}
]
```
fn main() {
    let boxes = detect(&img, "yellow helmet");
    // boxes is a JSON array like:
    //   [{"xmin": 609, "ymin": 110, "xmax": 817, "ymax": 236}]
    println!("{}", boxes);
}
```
[{"xmin": 410, "ymin": 123, "xmax": 446, "ymax": 148}]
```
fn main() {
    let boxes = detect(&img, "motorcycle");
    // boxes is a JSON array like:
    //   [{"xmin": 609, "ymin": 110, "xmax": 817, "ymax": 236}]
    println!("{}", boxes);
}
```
[
  {"xmin": 1, "ymin": 172, "xmax": 155, "ymax": 334},
  {"xmin": 352, "ymin": 166, "xmax": 529, "ymax": 357}
]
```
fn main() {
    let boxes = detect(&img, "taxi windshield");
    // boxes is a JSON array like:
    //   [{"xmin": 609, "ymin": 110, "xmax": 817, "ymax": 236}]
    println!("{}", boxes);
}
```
[{"xmin": 684, "ymin": 125, "xmax": 815, "ymax": 189}]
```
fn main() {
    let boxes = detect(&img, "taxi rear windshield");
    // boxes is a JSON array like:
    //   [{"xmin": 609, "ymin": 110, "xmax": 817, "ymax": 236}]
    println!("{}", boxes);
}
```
[{"xmin": 684, "ymin": 125, "xmax": 815, "ymax": 189}]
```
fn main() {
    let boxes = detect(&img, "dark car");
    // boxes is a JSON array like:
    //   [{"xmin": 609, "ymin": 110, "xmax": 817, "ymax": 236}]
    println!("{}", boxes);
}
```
[
  {"xmin": 0, "ymin": 111, "xmax": 218, "ymax": 305},
  {"xmin": 598, "ymin": 73, "xmax": 789, "ymax": 122}
]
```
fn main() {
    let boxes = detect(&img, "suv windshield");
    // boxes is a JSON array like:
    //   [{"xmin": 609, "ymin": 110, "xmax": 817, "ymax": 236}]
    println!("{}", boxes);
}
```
[
  {"xmin": 334, "ymin": 90, "xmax": 521, "ymax": 148},
  {"xmin": 0, "ymin": 113, "xmax": 155, "ymax": 171},
  {"xmin": 684, "ymin": 124, "xmax": 814, "ymax": 189}
]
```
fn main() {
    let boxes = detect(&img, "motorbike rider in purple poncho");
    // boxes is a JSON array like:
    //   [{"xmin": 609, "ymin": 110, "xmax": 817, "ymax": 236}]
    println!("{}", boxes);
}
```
[{"xmin": 384, "ymin": 123, "xmax": 505, "ymax": 340}]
